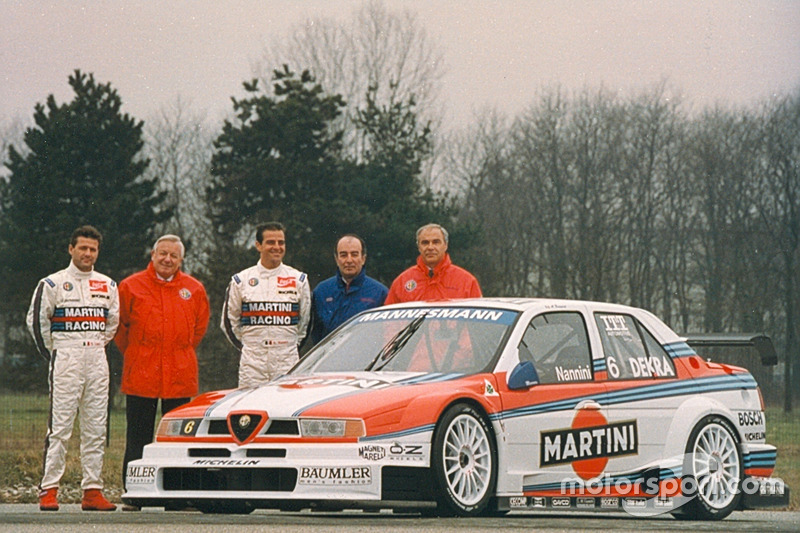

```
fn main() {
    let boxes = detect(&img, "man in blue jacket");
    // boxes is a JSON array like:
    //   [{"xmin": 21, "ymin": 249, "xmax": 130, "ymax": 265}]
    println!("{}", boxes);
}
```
[{"xmin": 310, "ymin": 234, "xmax": 388, "ymax": 344}]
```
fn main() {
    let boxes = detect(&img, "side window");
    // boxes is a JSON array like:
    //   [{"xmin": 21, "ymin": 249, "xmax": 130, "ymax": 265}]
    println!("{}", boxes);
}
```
[
  {"xmin": 517, "ymin": 312, "xmax": 592, "ymax": 384},
  {"xmin": 595, "ymin": 313, "xmax": 676, "ymax": 379}
]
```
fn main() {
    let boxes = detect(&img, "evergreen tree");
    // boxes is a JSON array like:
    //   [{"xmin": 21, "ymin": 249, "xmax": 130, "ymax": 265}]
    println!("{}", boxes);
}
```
[
  {"xmin": 351, "ymin": 84, "xmax": 458, "ymax": 285},
  {"xmin": 0, "ymin": 70, "xmax": 167, "ymax": 391}
]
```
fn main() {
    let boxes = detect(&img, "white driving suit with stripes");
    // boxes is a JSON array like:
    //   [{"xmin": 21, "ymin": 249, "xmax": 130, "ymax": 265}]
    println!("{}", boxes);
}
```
[
  {"xmin": 27, "ymin": 261, "xmax": 119, "ymax": 490},
  {"xmin": 221, "ymin": 262, "xmax": 311, "ymax": 388}
]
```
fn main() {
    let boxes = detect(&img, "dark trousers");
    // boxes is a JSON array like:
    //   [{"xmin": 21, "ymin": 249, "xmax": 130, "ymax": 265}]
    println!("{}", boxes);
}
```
[{"xmin": 122, "ymin": 394, "xmax": 189, "ymax": 488}]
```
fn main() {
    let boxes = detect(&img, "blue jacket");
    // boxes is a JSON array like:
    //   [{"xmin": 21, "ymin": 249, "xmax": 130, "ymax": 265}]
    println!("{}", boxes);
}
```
[{"xmin": 310, "ymin": 268, "xmax": 388, "ymax": 344}]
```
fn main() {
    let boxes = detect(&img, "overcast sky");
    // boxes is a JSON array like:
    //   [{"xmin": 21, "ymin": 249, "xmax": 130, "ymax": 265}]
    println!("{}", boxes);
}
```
[{"xmin": 2, "ymin": 0, "xmax": 799, "ymax": 128}]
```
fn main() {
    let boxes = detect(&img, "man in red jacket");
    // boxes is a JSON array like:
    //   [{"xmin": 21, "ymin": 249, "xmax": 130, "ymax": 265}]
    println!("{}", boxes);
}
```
[
  {"xmin": 385, "ymin": 223, "xmax": 482, "ymax": 304},
  {"xmin": 115, "ymin": 235, "xmax": 210, "ymax": 499}
]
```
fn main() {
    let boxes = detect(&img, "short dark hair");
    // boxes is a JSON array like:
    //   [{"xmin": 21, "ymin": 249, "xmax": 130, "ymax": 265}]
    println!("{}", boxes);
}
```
[
  {"xmin": 256, "ymin": 222, "xmax": 285, "ymax": 243},
  {"xmin": 70, "ymin": 225, "xmax": 103, "ymax": 247},
  {"xmin": 335, "ymin": 234, "xmax": 366, "ymax": 256}
]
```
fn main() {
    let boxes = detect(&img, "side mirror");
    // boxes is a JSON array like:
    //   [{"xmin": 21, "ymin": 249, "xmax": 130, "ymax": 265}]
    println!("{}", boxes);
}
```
[{"xmin": 508, "ymin": 361, "xmax": 540, "ymax": 390}]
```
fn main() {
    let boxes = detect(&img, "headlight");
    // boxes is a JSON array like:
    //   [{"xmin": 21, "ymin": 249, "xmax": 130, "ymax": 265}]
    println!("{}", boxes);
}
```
[
  {"xmin": 156, "ymin": 418, "xmax": 202, "ymax": 438},
  {"xmin": 299, "ymin": 418, "xmax": 365, "ymax": 438}
]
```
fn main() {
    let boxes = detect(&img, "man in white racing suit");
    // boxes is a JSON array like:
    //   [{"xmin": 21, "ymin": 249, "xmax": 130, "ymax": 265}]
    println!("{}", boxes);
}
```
[
  {"xmin": 222, "ymin": 222, "xmax": 311, "ymax": 387},
  {"xmin": 26, "ymin": 225, "xmax": 119, "ymax": 511}
]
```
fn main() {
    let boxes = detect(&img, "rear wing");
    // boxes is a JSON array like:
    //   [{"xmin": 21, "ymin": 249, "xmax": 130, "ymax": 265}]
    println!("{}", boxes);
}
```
[{"xmin": 682, "ymin": 333, "xmax": 777, "ymax": 366}]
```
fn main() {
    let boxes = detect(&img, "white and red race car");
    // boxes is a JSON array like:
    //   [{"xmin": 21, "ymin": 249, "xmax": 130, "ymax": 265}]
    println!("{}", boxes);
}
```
[{"xmin": 123, "ymin": 298, "xmax": 789, "ymax": 519}]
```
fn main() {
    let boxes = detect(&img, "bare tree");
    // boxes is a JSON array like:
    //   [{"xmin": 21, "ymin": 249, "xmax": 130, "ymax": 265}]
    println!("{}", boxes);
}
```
[
  {"xmin": 143, "ymin": 97, "xmax": 216, "ymax": 273},
  {"xmin": 254, "ymin": 0, "xmax": 446, "ymax": 162},
  {"xmin": 756, "ymin": 91, "xmax": 800, "ymax": 411}
]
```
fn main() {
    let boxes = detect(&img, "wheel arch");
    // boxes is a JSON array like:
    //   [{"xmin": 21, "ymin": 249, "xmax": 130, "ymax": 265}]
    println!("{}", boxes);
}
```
[{"xmin": 662, "ymin": 394, "xmax": 741, "ymax": 456}]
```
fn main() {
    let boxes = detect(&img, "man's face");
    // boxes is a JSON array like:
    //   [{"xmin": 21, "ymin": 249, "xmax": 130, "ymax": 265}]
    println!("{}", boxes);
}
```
[
  {"xmin": 256, "ymin": 230, "xmax": 286, "ymax": 269},
  {"xmin": 335, "ymin": 236, "xmax": 366, "ymax": 282},
  {"xmin": 417, "ymin": 227, "xmax": 448, "ymax": 269},
  {"xmin": 69, "ymin": 237, "xmax": 100, "ymax": 272},
  {"xmin": 151, "ymin": 240, "xmax": 183, "ymax": 279}
]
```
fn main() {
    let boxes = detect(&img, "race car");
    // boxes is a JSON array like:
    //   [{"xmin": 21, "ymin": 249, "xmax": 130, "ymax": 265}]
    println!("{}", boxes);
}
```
[{"xmin": 123, "ymin": 298, "xmax": 789, "ymax": 519}]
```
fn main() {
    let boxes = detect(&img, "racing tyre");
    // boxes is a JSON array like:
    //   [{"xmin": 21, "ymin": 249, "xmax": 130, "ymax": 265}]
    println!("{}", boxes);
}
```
[
  {"xmin": 672, "ymin": 416, "xmax": 743, "ymax": 521},
  {"xmin": 431, "ymin": 403, "xmax": 497, "ymax": 516}
]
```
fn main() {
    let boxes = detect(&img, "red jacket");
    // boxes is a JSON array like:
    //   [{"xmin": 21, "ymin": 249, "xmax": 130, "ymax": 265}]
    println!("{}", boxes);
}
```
[
  {"xmin": 385, "ymin": 253, "xmax": 482, "ymax": 304},
  {"xmin": 115, "ymin": 262, "xmax": 210, "ymax": 398}
]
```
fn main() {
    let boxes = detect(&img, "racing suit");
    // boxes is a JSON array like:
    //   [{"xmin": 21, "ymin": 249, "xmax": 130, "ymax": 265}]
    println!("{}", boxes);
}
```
[
  {"xmin": 26, "ymin": 262, "xmax": 119, "ymax": 491},
  {"xmin": 222, "ymin": 262, "xmax": 311, "ymax": 387},
  {"xmin": 385, "ymin": 253, "xmax": 482, "ymax": 304}
]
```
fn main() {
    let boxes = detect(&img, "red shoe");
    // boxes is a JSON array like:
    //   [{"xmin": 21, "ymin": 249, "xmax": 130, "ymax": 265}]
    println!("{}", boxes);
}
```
[
  {"xmin": 81, "ymin": 489, "xmax": 117, "ymax": 511},
  {"xmin": 39, "ymin": 487, "xmax": 59, "ymax": 511}
]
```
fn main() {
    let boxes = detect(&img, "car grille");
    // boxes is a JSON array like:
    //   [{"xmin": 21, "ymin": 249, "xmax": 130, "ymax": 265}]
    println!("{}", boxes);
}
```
[
  {"xmin": 206, "ymin": 419, "xmax": 300, "ymax": 436},
  {"xmin": 162, "ymin": 467, "xmax": 297, "ymax": 492}
]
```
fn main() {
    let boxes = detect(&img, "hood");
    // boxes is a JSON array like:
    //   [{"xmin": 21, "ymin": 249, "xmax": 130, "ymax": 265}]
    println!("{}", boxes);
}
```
[{"xmin": 198, "ymin": 372, "xmax": 459, "ymax": 419}]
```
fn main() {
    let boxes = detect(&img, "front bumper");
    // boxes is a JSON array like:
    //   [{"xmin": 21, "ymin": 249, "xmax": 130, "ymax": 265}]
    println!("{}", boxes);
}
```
[{"xmin": 123, "ymin": 439, "xmax": 431, "ymax": 508}]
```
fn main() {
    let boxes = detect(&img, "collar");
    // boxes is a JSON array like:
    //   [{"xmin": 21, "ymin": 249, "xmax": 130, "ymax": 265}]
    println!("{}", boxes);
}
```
[
  {"xmin": 257, "ymin": 261, "xmax": 283, "ymax": 276},
  {"xmin": 337, "ymin": 267, "xmax": 366, "ymax": 288},
  {"xmin": 146, "ymin": 261, "xmax": 181, "ymax": 283},
  {"xmin": 416, "ymin": 253, "xmax": 452, "ymax": 278},
  {"xmin": 67, "ymin": 261, "xmax": 93, "ymax": 278}
]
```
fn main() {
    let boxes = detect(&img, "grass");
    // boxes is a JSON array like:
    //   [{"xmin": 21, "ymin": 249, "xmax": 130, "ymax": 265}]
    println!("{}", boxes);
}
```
[
  {"xmin": 1, "ymin": 394, "xmax": 798, "ymax": 509},
  {"xmin": 1, "ymin": 393, "xmax": 129, "ymax": 504}
]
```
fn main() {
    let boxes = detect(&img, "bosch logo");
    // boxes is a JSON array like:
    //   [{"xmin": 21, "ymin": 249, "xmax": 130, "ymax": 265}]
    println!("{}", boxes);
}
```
[{"xmin": 738, "ymin": 411, "xmax": 764, "ymax": 427}]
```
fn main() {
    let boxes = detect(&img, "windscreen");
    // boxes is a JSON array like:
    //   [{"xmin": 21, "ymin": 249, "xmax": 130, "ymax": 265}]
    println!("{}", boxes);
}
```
[{"xmin": 293, "ymin": 307, "xmax": 519, "ymax": 375}]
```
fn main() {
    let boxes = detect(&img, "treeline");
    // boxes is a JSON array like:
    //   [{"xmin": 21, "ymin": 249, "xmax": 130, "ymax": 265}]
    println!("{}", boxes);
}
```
[
  {"xmin": 452, "ymin": 85, "xmax": 800, "ymax": 408},
  {"xmin": 1, "ymin": 73, "xmax": 798, "ymax": 408}
]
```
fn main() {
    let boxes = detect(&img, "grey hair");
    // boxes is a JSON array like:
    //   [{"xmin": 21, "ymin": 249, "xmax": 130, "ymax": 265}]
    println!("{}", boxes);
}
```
[
  {"xmin": 416, "ymin": 223, "xmax": 449, "ymax": 244},
  {"xmin": 153, "ymin": 234, "xmax": 185, "ymax": 259}
]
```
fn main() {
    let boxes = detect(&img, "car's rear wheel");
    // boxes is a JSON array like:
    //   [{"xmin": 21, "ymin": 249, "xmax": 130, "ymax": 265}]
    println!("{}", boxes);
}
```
[
  {"xmin": 672, "ymin": 416, "xmax": 743, "ymax": 521},
  {"xmin": 431, "ymin": 403, "xmax": 497, "ymax": 516}
]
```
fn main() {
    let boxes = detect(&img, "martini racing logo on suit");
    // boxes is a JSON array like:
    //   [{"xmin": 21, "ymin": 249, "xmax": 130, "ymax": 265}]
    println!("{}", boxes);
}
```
[
  {"xmin": 240, "ymin": 301, "xmax": 299, "ymax": 325},
  {"xmin": 51, "ymin": 307, "xmax": 108, "ymax": 331}
]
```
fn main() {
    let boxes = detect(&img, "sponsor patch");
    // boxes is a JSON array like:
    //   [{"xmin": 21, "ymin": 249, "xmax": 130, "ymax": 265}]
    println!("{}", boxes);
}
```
[
  {"xmin": 551, "ymin": 497, "xmax": 571, "ymax": 507},
  {"xmin": 358, "ymin": 445, "xmax": 386, "ymax": 461},
  {"xmin": 357, "ymin": 307, "xmax": 517, "ymax": 325},
  {"xmin": 192, "ymin": 459, "xmax": 261, "ymax": 466},
  {"xmin": 63, "ymin": 282, "xmax": 74, "ymax": 291},
  {"xmin": 298, "ymin": 466, "xmax": 372, "ymax": 486},
  {"xmin": 600, "ymin": 497, "xmax": 619, "ymax": 509},
  {"xmin": 541, "ymin": 420, "xmax": 637, "ymax": 467},
  {"xmin": 404, "ymin": 280, "xmax": 417, "ymax": 292},
  {"xmin": 540, "ymin": 409, "xmax": 638, "ymax": 480},
  {"xmin": 277, "ymin": 276, "xmax": 296, "ymax": 288},
  {"xmin": 654, "ymin": 496, "xmax": 674, "ymax": 508},
  {"xmin": 624, "ymin": 498, "xmax": 647, "ymax": 508},
  {"xmin": 126, "ymin": 465, "xmax": 156, "ymax": 485},
  {"xmin": 738, "ymin": 411, "xmax": 764, "ymax": 427},
  {"xmin": 248, "ymin": 278, "xmax": 259, "ymax": 286},
  {"xmin": 241, "ymin": 301, "xmax": 299, "ymax": 326},
  {"xmin": 179, "ymin": 288, "xmax": 192, "ymax": 300},
  {"xmin": 89, "ymin": 279, "xmax": 108, "ymax": 292},
  {"xmin": 387, "ymin": 443, "xmax": 424, "ymax": 462},
  {"xmin": 51, "ymin": 307, "xmax": 108, "ymax": 332},
  {"xmin": 509, "ymin": 496, "xmax": 527, "ymax": 508},
  {"xmin": 577, "ymin": 497, "xmax": 595, "ymax": 509}
]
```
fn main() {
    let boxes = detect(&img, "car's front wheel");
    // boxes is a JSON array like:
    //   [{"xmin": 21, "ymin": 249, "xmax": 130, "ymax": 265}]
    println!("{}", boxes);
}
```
[
  {"xmin": 672, "ymin": 416, "xmax": 743, "ymax": 521},
  {"xmin": 431, "ymin": 403, "xmax": 497, "ymax": 516}
]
